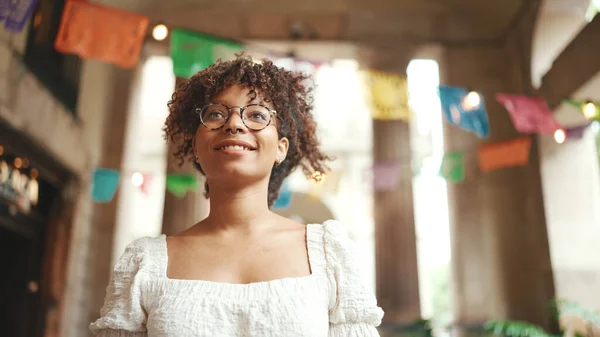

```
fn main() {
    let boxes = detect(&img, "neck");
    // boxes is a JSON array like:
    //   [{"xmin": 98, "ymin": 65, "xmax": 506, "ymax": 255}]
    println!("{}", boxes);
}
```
[{"xmin": 204, "ymin": 179, "xmax": 273, "ymax": 232}]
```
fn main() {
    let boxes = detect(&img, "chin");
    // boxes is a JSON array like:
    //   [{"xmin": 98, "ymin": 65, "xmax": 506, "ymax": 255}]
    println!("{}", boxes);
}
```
[
  {"xmin": 209, "ymin": 163, "xmax": 264, "ymax": 180},
  {"xmin": 222, "ymin": 166, "xmax": 255, "ymax": 177}
]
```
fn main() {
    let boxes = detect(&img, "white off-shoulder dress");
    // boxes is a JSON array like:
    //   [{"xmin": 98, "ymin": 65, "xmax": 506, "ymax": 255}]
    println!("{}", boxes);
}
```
[{"xmin": 90, "ymin": 220, "xmax": 384, "ymax": 336}]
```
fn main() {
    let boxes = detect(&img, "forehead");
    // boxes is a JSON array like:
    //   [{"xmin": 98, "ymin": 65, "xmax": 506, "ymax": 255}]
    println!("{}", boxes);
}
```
[{"xmin": 211, "ymin": 84, "xmax": 270, "ymax": 106}]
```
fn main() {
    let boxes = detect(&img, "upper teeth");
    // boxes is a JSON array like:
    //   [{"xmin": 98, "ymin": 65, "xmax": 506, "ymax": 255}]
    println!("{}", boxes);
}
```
[{"xmin": 219, "ymin": 145, "xmax": 250, "ymax": 151}]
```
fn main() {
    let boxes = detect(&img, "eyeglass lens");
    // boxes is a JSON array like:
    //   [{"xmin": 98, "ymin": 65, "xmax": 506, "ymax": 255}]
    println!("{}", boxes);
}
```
[{"xmin": 201, "ymin": 104, "xmax": 272, "ymax": 130}]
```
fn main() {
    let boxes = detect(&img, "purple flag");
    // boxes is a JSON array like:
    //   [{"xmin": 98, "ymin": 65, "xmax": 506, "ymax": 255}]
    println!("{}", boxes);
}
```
[
  {"xmin": 4, "ymin": 0, "xmax": 39, "ymax": 32},
  {"xmin": 565, "ymin": 123, "xmax": 591, "ymax": 139},
  {"xmin": 371, "ymin": 160, "xmax": 400, "ymax": 191},
  {"xmin": 0, "ymin": 0, "xmax": 10, "ymax": 20}
]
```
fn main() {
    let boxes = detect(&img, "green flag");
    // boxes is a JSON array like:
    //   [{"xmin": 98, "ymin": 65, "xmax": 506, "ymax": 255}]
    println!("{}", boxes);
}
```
[
  {"xmin": 166, "ymin": 173, "xmax": 199, "ymax": 198},
  {"xmin": 170, "ymin": 29, "xmax": 244, "ymax": 78},
  {"xmin": 439, "ymin": 152, "xmax": 465, "ymax": 183}
]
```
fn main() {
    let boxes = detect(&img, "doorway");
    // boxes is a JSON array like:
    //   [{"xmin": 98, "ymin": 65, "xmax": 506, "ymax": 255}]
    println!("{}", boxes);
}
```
[
  {"xmin": 0, "ymin": 122, "xmax": 73, "ymax": 337},
  {"xmin": 0, "ymin": 213, "xmax": 44, "ymax": 337}
]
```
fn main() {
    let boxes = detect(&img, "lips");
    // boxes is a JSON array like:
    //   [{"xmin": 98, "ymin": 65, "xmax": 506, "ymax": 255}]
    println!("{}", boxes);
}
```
[
  {"xmin": 217, "ymin": 145, "xmax": 253, "ymax": 151},
  {"xmin": 213, "ymin": 140, "xmax": 257, "ymax": 151}
]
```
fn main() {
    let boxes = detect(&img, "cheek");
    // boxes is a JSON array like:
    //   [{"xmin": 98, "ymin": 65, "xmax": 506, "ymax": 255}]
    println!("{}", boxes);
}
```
[
  {"xmin": 194, "ymin": 130, "xmax": 212, "ymax": 153},
  {"xmin": 258, "ymin": 130, "xmax": 281, "ymax": 156}
]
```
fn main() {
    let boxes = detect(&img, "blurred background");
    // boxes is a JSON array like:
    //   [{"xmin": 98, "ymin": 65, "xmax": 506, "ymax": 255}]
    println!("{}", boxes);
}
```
[{"xmin": 0, "ymin": 0, "xmax": 599, "ymax": 336}]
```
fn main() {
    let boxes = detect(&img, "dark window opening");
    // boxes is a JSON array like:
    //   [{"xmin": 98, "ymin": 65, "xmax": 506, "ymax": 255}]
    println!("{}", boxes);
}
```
[{"xmin": 23, "ymin": 0, "xmax": 82, "ymax": 114}]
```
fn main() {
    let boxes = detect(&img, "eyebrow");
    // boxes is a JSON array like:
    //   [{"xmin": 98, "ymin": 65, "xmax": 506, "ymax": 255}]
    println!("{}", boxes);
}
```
[{"xmin": 211, "ymin": 99, "xmax": 267, "ymax": 106}]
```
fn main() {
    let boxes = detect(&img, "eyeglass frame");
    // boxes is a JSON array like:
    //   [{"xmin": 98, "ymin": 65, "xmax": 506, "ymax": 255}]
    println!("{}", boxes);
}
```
[{"xmin": 195, "ymin": 103, "xmax": 278, "ymax": 131}]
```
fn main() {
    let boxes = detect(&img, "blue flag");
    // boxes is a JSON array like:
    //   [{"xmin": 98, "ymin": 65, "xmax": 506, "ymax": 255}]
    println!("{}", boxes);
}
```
[
  {"xmin": 438, "ymin": 85, "xmax": 490, "ymax": 138},
  {"xmin": 91, "ymin": 168, "xmax": 120, "ymax": 203},
  {"xmin": 272, "ymin": 181, "xmax": 293, "ymax": 210}
]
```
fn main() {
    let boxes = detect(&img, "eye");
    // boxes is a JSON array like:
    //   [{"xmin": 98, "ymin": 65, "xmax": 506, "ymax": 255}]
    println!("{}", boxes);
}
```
[
  {"xmin": 250, "ymin": 112, "xmax": 266, "ymax": 120},
  {"xmin": 244, "ymin": 106, "xmax": 270, "ymax": 122},
  {"xmin": 209, "ymin": 111, "xmax": 225, "ymax": 118},
  {"xmin": 204, "ymin": 108, "xmax": 228, "ymax": 120}
]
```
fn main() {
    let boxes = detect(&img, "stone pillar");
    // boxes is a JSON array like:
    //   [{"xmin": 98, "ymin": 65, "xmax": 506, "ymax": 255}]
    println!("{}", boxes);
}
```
[
  {"xmin": 359, "ymin": 46, "xmax": 422, "ymax": 332},
  {"xmin": 161, "ymin": 77, "xmax": 209, "ymax": 236},
  {"xmin": 439, "ymin": 1, "xmax": 556, "ymax": 333},
  {"xmin": 86, "ymin": 67, "xmax": 136, "ymax": 328}
]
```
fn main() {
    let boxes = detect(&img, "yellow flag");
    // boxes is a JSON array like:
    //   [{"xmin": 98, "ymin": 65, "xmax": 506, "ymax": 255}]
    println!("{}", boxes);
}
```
[{"xmin": 364, "ymin": 69, "xmax": 412, "ymax": 121}]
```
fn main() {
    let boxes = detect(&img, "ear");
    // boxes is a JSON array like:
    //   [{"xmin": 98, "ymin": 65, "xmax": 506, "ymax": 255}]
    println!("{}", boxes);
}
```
[
  {"xmin": 191, "ymin": 135, "xmax": 197, "ymax": 157},
  {"xmin": 276, "ymin": 137, "xmax": 289, "ymax": 164}
]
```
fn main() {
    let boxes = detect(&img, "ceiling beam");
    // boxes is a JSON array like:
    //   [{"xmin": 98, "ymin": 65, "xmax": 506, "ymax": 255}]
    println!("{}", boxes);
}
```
[{"xmin": 537, "ymin": 14, "xmax": 600, "ymax": 108}]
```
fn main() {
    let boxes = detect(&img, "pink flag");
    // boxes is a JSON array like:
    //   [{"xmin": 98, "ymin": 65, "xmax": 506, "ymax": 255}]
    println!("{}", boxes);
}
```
[
  {"xmin": 130, "ymin": 172, "xmax": 152, "ymax": 195},
  {"xmin": 496, "ymin": 93, "xmax": 563, "ymax": 135},
  {"xmin": 139, "ymin": 173, "xmax": 152, "ymax": 195}
]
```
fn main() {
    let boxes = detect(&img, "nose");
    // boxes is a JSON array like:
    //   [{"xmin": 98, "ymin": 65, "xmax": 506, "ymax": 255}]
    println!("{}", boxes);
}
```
[{"xmin": 223, "ymin": 107, "xmax": 246, "ymax": 134}]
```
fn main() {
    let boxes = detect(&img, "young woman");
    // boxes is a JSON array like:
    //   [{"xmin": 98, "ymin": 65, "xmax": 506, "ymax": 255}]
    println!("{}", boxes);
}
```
[{"xmin": 90, "ymin": 55, "xmax": 384, "ymax": 336}]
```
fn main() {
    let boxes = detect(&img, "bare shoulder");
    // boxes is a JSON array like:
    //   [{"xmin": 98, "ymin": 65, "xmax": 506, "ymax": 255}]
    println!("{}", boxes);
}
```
[{"xmin": 271, "ymin": 213, "xmax": 306, "ymax": 232}]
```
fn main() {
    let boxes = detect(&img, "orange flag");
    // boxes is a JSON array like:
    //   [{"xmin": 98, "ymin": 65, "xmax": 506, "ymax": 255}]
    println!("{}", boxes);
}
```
[
  {"xmin": 55, "ymin": 0, "xmax": 149, "ymax": 69},
  {"xmin": 478, "ymin": 136, "xmax": 532, "ymax": 173}
]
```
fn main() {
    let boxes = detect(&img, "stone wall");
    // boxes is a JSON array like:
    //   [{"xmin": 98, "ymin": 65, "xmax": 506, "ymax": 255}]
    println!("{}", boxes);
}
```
[{"xmin": 0, "ymin": 26, "xmax": 124, "ymax": 337}]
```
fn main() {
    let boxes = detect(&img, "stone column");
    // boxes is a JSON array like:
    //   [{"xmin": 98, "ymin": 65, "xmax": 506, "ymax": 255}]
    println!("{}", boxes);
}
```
[
  {"xmin": 359, "ymin": 46, "xmax": 422, "ymax": 332},
  {"xmin": 161, "ymin": 77, "xmax": 209, "ymax": 236},
  {"xmin": 439, "ymin": 1, "xmax": 555, "ymax": 333},
  {"xmin": 86, "ymin": 66, "xmax": 136, "ymax": 328}
]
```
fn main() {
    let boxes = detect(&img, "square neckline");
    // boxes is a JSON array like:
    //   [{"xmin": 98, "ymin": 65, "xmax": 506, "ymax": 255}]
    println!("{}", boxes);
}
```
[{"xmin": 158, "ymin": 223, "xmax": 322, "ymax": 287}]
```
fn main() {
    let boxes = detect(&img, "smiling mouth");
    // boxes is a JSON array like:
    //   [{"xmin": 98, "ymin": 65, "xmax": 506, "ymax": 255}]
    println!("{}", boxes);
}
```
[{"xmin": 216, "ymin": 145, "xmax": 255, "ymax": 151}]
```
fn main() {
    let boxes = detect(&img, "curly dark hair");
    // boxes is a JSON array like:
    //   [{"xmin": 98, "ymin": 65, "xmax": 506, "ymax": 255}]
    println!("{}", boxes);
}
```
[{"xmin": 164, "ymin": 55, "xmax": 332, "ymax": 207}]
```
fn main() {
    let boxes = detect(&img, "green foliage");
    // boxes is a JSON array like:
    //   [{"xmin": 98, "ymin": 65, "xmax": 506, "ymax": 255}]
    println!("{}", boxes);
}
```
[
  {"xmin": 387, "ymin": 319, "xmax": 434, "ymax": 337},
  {"xmin": 409, "ymin": 318, "xmax": 434, "ymax": 337},
  {"xmin": 485, "ymin": 299, "xmax": 600, "ymax": 337},
  {"xmin": 484, "ymin": 320, "xmax": 554, "ymax": 337},
  {"xmin": 551, "ymin": 299, "xmax": 600, "ymax": 326}
]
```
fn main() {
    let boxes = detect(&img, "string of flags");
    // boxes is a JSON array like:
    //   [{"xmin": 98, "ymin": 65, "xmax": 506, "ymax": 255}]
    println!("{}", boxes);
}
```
[
  {"xmin": 276, "ymin": 131, "xmax": 536, "ymax": 202},
  {"xmin": 91, "ymin": 169, "xmax": 200, "ymax": 203},
  {"xmin": 84, "ymin": 68, "xmax": 599, "ymax": 204},
  {"xmin": 7, "ymin": 0, "xmax": 600, "ymax": 130},
  {"xmin": 5, "ymin": 0, "xmax": 324, "ymax": 73},
  {"xmin": 5, "ymin": 0, "xmax": 599, "ymax": 205},
  {"xmin": 15, "ymin": 0, "xmax": 595, "ymax": 142},
  {"xmin": 363, "ymin": 74, "xmax": 598, "ymax": 190},
  {"xmin": 364, "ymin": 70, "xmax": 597, "ymax": 142},
  {"xmin": 368, "ymin": 134, "xmax": 534, "ymax": 191},
  {"xmin": 91, "ymin": 166, "xmax": 342, "ymax": 210}
]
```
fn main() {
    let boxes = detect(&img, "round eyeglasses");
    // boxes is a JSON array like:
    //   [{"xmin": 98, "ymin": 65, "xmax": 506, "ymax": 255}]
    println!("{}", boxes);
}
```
[{"xmin": 195, "ymin": 103, "xmax": 277, "ymax": 131}]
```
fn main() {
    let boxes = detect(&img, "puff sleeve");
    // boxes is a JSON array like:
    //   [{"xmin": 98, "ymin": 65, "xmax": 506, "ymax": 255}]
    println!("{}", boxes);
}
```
[
  {"xmin": 323, "ymin": 220, "xmax": 384, "ymax": 336},
  {"xmin": 89, "ymin": 238, "xmax": 149, "ymax": 337}
]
